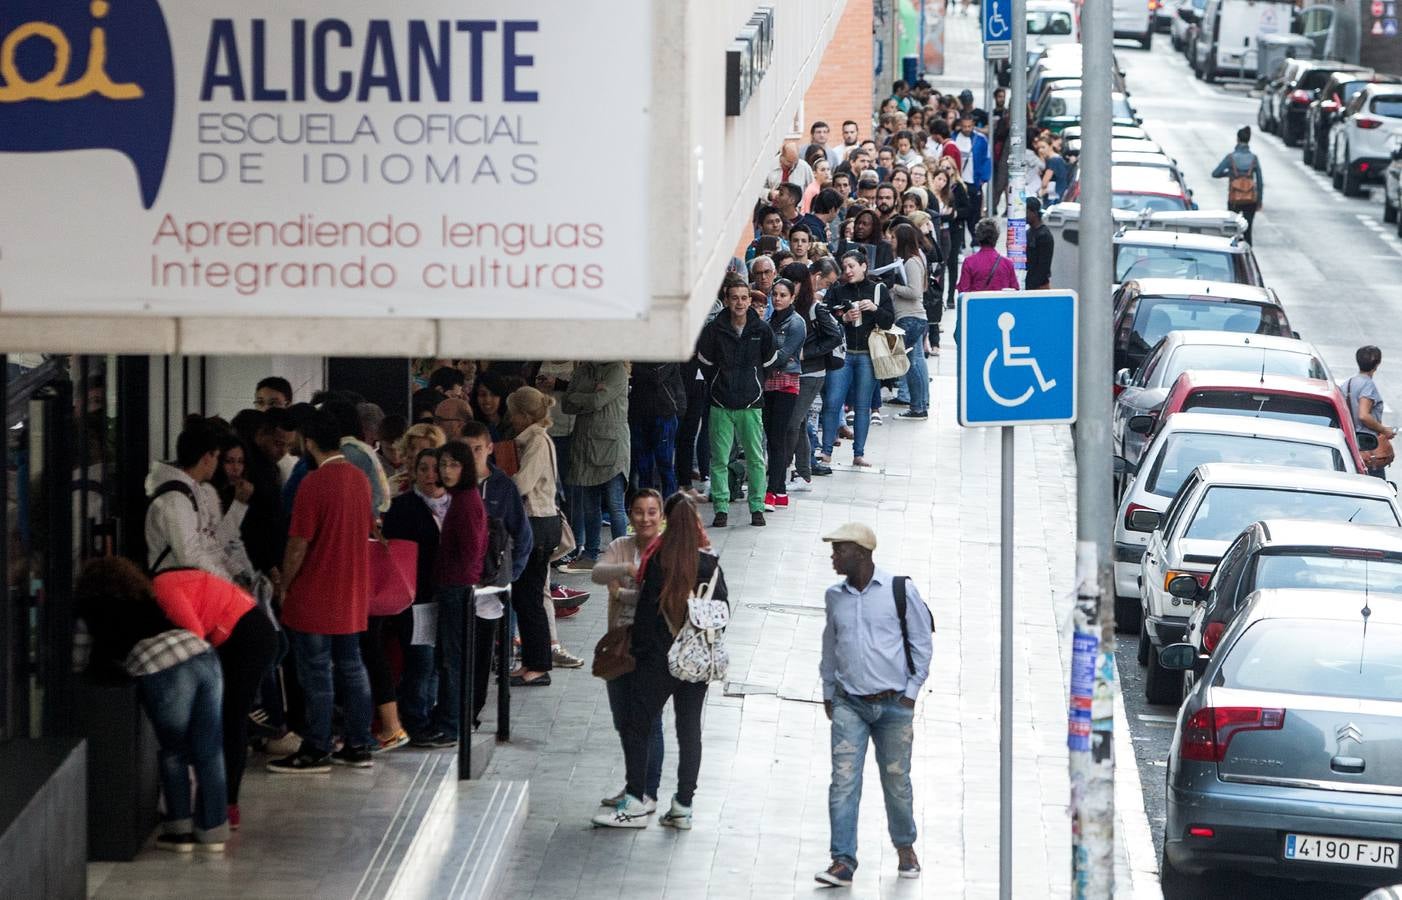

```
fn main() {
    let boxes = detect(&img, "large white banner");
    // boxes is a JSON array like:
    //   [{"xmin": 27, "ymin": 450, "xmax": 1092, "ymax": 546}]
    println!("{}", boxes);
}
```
[{"xmin": 0, "ymin": 2, "xmax": 650, "ymax": 320}]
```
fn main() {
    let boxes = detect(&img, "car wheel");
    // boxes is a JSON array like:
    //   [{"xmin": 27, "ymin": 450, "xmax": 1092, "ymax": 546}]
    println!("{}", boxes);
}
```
[
  {"xmin": 1115, "ymin": 594, "xmax": 1142, "ymax": 635},
  {"xmin": 1282, "ymin": 123, "xmax": 1298, "ymax": 147},
  {"xmin": 1203, "ymin": 58, "xmax": 1217, "ymax": 83},
  {"xmin": 1257, "ymin": 104, "xmax": 1269, "ymax": 131},
  {"xmin": 1312, "ymin": 138, "xmax": 1328, "ymax": 171},
  {"xmin": 1302, "ymin": 138, "xmax": 1315, "ymax": 168},
  {"xmin": 1343, "ymin": 165, "xmax": 1363, "ymax": 197},
  {"xmin": 1172, "ymin": 35, "xmax": 1183, "ymax": 51},
  {"xmin": 1137, "ymin": 620, "xmax": 1151, "ymax": 666},
  {"xmin": 1160, "ymin": 849, "xmax": 1209, "ymax": 900},
  {"xmin": 1140, "ymin": 29, "xmax": 1153, "ymax": 49},
  {"xmin": 1145, "ymin": 643, "xmax": 1181, "ymax": 705},
  {"xmin": 1385, "ymin": 194, "xmax": 1399, "ymax": 224},
  {"xmin": 1333, "ymin": 166, "xmax": 1344, "ymax": 191}
]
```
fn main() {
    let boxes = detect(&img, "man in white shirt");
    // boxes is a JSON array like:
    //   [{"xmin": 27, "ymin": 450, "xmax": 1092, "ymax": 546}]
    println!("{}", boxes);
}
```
[
  {"xmin": 803, "ymin": 121, "xmax": 844, "ymax": 170},
  {"xmin": 766, "ymin": 140, "xmax": 814, "ymax": 190},
  {"xmin": 814, "ymin": 523, "xmax": 933, "ymax": 888}
]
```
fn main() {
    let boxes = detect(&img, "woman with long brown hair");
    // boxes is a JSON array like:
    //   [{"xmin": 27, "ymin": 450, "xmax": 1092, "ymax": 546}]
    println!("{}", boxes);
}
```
[{"xmin": 592, "ymin": 494, "xmax": 727, "ymax": 831}]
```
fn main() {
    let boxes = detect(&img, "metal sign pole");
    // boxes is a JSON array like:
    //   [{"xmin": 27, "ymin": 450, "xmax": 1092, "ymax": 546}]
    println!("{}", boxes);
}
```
[
  {"xmin": 999, "ymin": 424, "xmax": 1015, "ymax": 900},
  {"xmin": 986, "ymin": 60, "xmax": 997, "ymax": 218}
]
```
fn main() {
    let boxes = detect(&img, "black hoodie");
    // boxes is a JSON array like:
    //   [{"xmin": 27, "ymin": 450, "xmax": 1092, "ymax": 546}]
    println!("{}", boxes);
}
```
[{"xmin": 694, "ymin": 308, "xmax": 779, "ymax": 410}]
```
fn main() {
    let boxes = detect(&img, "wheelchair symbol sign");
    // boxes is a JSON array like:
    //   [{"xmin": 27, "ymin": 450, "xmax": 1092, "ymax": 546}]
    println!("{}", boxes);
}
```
[
  {"xmin": 959, "ymin": 291, "xmax": 1078, "ymax": 427},
  {"xmin": 983, "ymin": 0, "xmax": 1013, "ymax": 44}
]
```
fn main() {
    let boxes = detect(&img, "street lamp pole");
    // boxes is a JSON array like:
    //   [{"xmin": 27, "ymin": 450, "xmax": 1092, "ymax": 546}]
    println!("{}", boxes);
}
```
[{"xmin": 1070, "ymin": 0, "xmax": 1116, "ymax": 896}]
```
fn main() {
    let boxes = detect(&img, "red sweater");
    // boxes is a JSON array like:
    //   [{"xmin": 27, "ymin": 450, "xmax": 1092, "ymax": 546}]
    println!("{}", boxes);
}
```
[
  {"xmin": 434, "ymin": 488, "xmax": 488, "ymax": 588},
  {"xmin": 152, "ymin": 569, "xmax": 256, "ymax": 647}
]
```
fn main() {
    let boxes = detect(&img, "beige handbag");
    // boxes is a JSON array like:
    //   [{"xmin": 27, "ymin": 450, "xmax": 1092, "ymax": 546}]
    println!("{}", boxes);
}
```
[{"xmin": 868, "ymin": 327, "xmax": 911, "ymax": 380}]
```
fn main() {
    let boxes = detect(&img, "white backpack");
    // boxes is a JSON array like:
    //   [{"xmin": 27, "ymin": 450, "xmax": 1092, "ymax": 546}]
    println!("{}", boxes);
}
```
[{"xmin": 665, "ymin": 565, "xmax": 730, "ymax": 683}]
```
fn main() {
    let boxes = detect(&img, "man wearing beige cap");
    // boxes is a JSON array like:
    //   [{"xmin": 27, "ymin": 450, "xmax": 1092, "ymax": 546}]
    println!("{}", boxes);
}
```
[{"xmin": 815, "ymin": 523, "xmax": 933, "ymax": 888}]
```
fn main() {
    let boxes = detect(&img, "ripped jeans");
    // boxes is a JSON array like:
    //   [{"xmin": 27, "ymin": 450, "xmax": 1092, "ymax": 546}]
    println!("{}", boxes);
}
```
[{"xmin": 828, "ymin": 689, "xmax": 917, "ymax": 868}]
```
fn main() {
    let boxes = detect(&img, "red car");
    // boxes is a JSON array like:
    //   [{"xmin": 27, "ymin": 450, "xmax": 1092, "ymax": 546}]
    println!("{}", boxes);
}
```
[{"xmin": 1125, "ymin": 370, "xmax": 1368, "ymax": 474}]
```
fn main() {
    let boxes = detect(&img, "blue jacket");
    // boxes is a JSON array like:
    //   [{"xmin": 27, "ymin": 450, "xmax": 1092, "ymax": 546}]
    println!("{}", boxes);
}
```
[
  {"xmin": 967, "ymin": 131, "xmax": 992, "ymax": 188},
  {"xmin": 479, "ymin": 467, "xmax": 533, "ymax": 582},
  {"xmin": 1211, "ymin": 145, "xmax": 1263, "ymax": 204},
  {"xmin": 768, "ymin": 307, "xmax": 807, "ymax": 376}
]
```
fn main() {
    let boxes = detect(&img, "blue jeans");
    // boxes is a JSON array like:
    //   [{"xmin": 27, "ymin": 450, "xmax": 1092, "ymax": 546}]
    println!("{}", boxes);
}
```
[
  {"xmin": 431, "ymin": 585, "xmax": 471, "ymax": 741},
  {"xmin": 822, "ymin": 353, "xmax": 876, "ymax": 458},
  {"xmin": 138, "ymin": 649, "xmax": 229, "ymax": 842},
  {"xmin": 631, "ymin": 415, "xmax": 679, "ymax": 497},
  {"xmin": 607, "ymin": 675, "xmax": 664, "ymax": 800},
  {"xmin": 897, "ymin": 317, "xmax": 930, "ymax": 414},
  {"xmin": 828, "ymin": 690, "xmax": 917, "ymax": 868},
  {"xmin": 582, "ymin": 473, "xmax": 627, "ymax": 560},
  {"xmin": 399, "ymin": 640, "xmax": 438, "ymax": 739},
  {"xmin": 286, "ymin": 629, "xmax": 375, "ymax": 754}
]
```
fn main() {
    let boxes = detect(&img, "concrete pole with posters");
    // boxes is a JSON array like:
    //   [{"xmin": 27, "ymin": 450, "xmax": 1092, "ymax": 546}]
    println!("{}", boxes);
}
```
[
  {"xmin": 1005, "ymin": 0, "xmax": 1027, "ymax": 280},
  {"xmin": 1070, "ymin": 0, "xmax": 1116, "ymax": 895}
]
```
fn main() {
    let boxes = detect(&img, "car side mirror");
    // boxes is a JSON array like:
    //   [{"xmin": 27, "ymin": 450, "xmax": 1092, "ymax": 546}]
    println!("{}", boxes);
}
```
[
  {"xmin": 1168, "ymin": 574, "xmax": 1201, "ymax": 599},
  {"xmin": 1116, "ymin": 368, "xmax": 1134, "ymax": 387},
  {"xmin": 1128, "ymin": 414, "xmax": 1156, "ymax": 435},
  {"xmin": 1159, "ymin": 643, "xmax": 1198, "ymax": 670},
  {"xmin": 1113, "ymin": 455, "xmax": 1138, "ymax": 477},
  {"xmin": 1358, "ymin": 432, "xmax": 1380, "ymax": 452},
  {"xmin": 1128, "ymin": 509, "xmax": 1161, "ymax": 532}
]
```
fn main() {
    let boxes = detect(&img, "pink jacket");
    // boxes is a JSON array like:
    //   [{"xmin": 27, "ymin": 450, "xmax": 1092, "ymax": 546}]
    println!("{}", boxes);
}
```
[
  {"xmin": 152, "ymin": 569, "xmax": 256, "ymax": 647},
  {"xmin": 956, "ymin": 247, "xmax": 1019, "ymax": 294}
]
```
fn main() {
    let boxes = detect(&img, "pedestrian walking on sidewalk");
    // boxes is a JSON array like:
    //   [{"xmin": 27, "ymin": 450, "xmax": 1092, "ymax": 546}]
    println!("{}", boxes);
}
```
[
  {"xmin": 1211, "ymin": 126, "xmax": 1263, "ymax": 245},
  {"xmin": 593, "ymin": 495, "xmax": 727, "ymax": 830},
  {"xmin": 815, "ymin": 523, "xmax": 933, "ymax": 888}
]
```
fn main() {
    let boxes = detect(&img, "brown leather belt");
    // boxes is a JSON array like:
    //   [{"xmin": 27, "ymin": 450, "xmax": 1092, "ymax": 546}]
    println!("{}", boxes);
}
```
[{"xmin": 855, "ymin": 689, "xmax": 901, "ymax": 703}]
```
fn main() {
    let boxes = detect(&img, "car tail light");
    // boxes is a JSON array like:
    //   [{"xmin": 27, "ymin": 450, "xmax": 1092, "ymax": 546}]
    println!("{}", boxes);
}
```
[
  {"xmin": 1357, "ymin": 116, "xmax": 1384, "ymax": 129},
  {"xmin": 1125, "ymin": 502, "xmax": 1149, "ymax": 529},
  {"xmin": 1290, "ymin": 90, "xmax": 1312, "ymax": 105},
  {"xmin": 1114, "ymin": 382, "xmax": 1127, "ymax": 398},
  {"xmin": 1321, "ymin": 99, "xmax": 1340, "ymax": 112},
  {"xmin": 1361, "ymin": 161, "xmax": 1372, "ymax": 173},
  {"xmin": 1330, "ymin": 547, "xmax": 1386, "ymax": 559},
  {"xmin": 1188, "ymin": 826, "xmax": 1215, "ymax": 838},
  {"xmin": 1203, "ymin": 621, "xmax": 1225, "ymax": 652},
  {"xmin": 1180, "ymin": 707, "xmax": 1286, "ymax": 762},
  {"xmin": 1163, "ymin": 570, "xmax": 1210, "ymax": 590}
]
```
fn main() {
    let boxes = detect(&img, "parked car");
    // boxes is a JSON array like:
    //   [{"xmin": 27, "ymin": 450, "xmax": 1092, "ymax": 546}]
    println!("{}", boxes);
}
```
[
  {"xmin": 1065, "ymin": 162, "xmax": 1193, "ymax": 210},
  {"xmin": 1064, "ymin": 136, "xmax": 1167, "ymax": 161},
  {"xmin": 1328, "ymin": 83, "xmax": 1402, "ymax": 196},
  {"xmin": 1137, "ymin": 463, "xmax": 1398, "ymax": 703},
  {"xmin": 1114, "ymin": 0, "xmax": 1156, "ymax": 47},
  {"xmin": 1112, "ymin": 412, "xmax": 1359, "ymax": 632},
  {"xmin": 1027, "ymin": 0, "xmax": 1079, "ymax": 51},
  {"xmin": 1193, "ymin": 0, "xmax": 1296, "ymax": 83},
  {"xmin": 1303, "ymin": 72, "xmax": 1402, "ymax": 170},
  {"xmin": 1172, "ymin": 0, "xmax": 1206, "ymax": 52},
  {"xmin": 1156, "ymin": 0, "xmax": 1181, "ymax": 33},
  {"xmin": 1033, "ymin": 86, "xmax": 1140, "ymax": 134},
  {"xmin": 1112, "ymin": 230, "xmax": 1262, "ymax": 286},
  {"xmin": 1112, "ymin": 278, "xmax": 1293, "ymax": 377},
  {"xmin": 1183, "ymin": 520, "xmax": 1402, "ymax": 690},
  {"xmin": 1261, "ymin": 60, "xmax": 1368, "ymax": 146},
  {"xmin": 1159, "ymin": 589, "xmax": 1402, "ymax": 896},
  {"xmin": 1382, "ymin": 134, "xmax": 1402, "ymax": 227},
  {"xmin": 1061, "ymin": 124, "xmax": 1152, "ymax": 143}
]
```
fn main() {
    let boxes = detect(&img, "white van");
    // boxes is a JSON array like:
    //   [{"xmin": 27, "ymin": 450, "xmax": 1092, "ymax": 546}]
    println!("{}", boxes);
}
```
[
  {"xmin": 1113, "ymin": 0, "xmax": 1154, "ymax": 48},
  {"xmin": 1192, "ymin": 0, "xmax": 1295, "ymax": 82},
  {"xmin": 1028, "ymin": 0, "xmax": 1079, "ymax": 51}
]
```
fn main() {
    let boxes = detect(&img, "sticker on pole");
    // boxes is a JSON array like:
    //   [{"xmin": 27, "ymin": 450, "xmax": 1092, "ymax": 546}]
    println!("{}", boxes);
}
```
[{"xmin": 958, "ymin": 290, "xmax": 1079, "ymax": 427}]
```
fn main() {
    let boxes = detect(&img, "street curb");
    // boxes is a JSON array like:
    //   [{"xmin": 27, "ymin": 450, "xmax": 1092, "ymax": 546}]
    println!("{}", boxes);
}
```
[{"xmin": 1113, "ymin": 661, "xmax": 1162, "ymax": 897}]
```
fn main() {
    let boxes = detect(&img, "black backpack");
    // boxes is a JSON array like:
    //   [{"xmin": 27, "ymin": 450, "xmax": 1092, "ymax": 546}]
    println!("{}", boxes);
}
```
[
  {"xmin": 476, "ymin": 482, "xmax": 515, "ymax": 589},
  {"xmin": 893, "ymin": 576, "xmax": 935, "ymax": 677},
  {"xmin": 148, "ymin": 481, "xmax": 199, "ymax": 574}
]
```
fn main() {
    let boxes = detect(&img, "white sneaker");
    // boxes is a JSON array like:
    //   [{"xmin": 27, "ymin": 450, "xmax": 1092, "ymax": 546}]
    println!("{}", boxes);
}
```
[
  {"xmin": 599, "ymin": 791, "xmax": 657, "ymax": 814},
  {"xmin": 870, "ymin": 412, "xmax": 884, "ymax": 426},
  {"xmin": 591, "ymin": 794, "xmax": 651, "ymax": 828},
  {"xmin": 787, "ymin": 477, "xmax": 813, "ymax": 493},
  {"xmin": 552, "ymin": 646, "xmax": 584, "ymax": 668},
  {"xmin": 657, "ymin": 796, "xmax": 693, "ymax": 830},
  {"xmin": 264, "ymin": 730, "xmax": 303, "ymax": 756}
]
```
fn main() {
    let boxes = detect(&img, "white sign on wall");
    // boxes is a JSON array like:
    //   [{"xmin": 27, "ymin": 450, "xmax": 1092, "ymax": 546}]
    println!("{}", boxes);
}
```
[{"xmin": 0, "ymin": 1, "xmax": 650, "ymax": 320}]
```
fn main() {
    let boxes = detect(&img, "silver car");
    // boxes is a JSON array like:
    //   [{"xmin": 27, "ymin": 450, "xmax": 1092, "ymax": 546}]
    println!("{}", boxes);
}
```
[{"xmin": 1159, "ymin": 590, "xmax": 1402, "ymax": 896}]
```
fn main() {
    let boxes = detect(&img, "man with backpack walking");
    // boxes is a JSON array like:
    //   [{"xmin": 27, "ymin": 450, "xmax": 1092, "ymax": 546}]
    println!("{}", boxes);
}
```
[
  {"xmin": 145, "ymin": 416, "xmax": 245, "ymax": 579},
  {"xmin": 1212, "ymin": 126, "xmax": 1263, "ymax": 245},
  {"xmin": 815, "ymin": 523, "xmax": 933, "ymax": 888}
]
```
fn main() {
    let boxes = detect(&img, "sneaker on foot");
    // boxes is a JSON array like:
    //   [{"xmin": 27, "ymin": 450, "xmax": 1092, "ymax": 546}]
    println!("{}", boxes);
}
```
[
  {"xmin": 657, "ymin": 796, "xmax": 693, "ymax": 830},
  {"xmin": 195, "ymin": 839, "xmax": 225, "ymax": 853},
  {"xmin": 897, "ymin": 847, "xmax": 921, "ymax": 879},
  {"xmin": 266, "ymin": 748, "xmax": 332, "ymax": 774},
  {"xmin": 787, "ymin": 477, "xmax": 813, "ymax": 493},
  {"xmin": 812, "ymin": 463, "xmax": 834, "ymax": 476},
  {"xmin": 550, "ymin": 584, "xmax": 590, "ymax": 606},
  {"xmin": 887, "ymin": 397, "xmax": 910, "ymax": 407},
  {"xmin": 711, "ymin": 512, "xmax": 728, "ymax": 528},
  {"xmin": 409, "ymin": 732, "xmax": 457, "ymax": 749},
  {"xmin": 554, "ymin": 605, "xmax": 581, "ymax": 619},
  {"xmin": 561, "ymin": 556, "xmax": 596, "ymax": 573},
  {"xmin": 763, "ymin": 492, "xmax": 777, "ymax": 512},
  {"xmin": 156, "ymin": 833, "xmax": 196, "ymax": 853},
  {"xmin": 815, "ymin": 860, "xmax": 855, "ymax": 887},
  {"xmin": 263, "ymin": 729, "xmax": 304, "ymax": 757},
  {"xmin": 552, "ymin": 645, "xmax": 585, "ymax": 668},
  {"xmin": 750, "ymin": 511, "xmax": 766, "ymax": 527},
  {"xmin": 375, "ymin": 730, "xmax": 410, "ymax": 753},
  {"xmin": 550, "ymin": 552, "xmax": 579, "ymax": 571},
  {"xmin": 331, "ymin": 745, "xmax": 374, "ymax": 768},
  {"xmin": 773, "ymin": 493, "xmax": 789, "ymax": 508},
  {"xmin": 591, "ymin": 794, "xmax": 651, "ymax": 828},
  {"xmin": 895, "ymin": 410, "xmax": 928, "ymax": 420},
  {"xmin": 870, "ymin": 412, "xmax": 883, "ymax": 426}
]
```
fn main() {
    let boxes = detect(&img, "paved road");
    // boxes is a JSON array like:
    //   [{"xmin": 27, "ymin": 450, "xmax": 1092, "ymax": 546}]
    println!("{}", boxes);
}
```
[{"xmin": 1109, "ymin": 33, "xmax": 1397, "ymax": 900}]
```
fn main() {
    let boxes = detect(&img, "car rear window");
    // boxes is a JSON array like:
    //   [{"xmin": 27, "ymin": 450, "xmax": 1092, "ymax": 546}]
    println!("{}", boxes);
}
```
[
  {"xmin": 1298, "ymin": 70, "xmax": 1334, "ymax": 92},
  {"xmin": 1341, "ymin": 81, "xmax": 1371, "ymax": 103},
  {"xmin": 1115, "ymin": 247, "xmax": 1235, "ymax": 282},
  {"xmin": 1113, "ymin": 194, "xmax": 1189, "ymax": 213},
  {"xmin": 1028, "ymin": 10, "xmax": 1074, "ymax": 34},
  {"xmin": 1180, "ymin": 391, "xmax": 1340, "ymax": 428},
  {"xmin": 1372, "ymin": 96, "xmax": 1402, "ymax": 117},
  {"xmin": 1184, "ymin": 487, "xmax": 1398, "ymax": 540},
  {"xmin": 1145, "ymin": 433, "xmax": 1346, "ymax": 498},
  {"xmin": 1131, "ymin": 297, "xmax": 1289, "ymax": 347},
  {"xmin": 1164, "ymin": 346, "xmax": 1328, "ymax": 382},
  {"xmin": 1221, "ymin": 619, "xmax": 1402, "ymax": 702},
  {"xmin": 1255, "ymin": 553, "xmax": 1402, "ymax": 595}
]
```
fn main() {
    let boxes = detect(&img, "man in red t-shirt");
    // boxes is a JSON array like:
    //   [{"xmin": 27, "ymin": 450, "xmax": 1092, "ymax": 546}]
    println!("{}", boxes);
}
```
[{"xmin": 267, "ymin": 410, "xmax": 376, "ymax": 774}]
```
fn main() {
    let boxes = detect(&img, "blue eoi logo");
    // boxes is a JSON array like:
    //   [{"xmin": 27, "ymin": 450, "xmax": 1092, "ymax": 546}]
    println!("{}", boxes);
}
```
[{"xmin": 0, "ymin": 0, "xmax": 174, "ymax": 208}]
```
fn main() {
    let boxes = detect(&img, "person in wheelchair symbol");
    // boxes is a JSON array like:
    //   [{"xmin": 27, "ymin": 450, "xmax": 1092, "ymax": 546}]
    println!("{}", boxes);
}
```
[{"xmin": 983, "ymin": 312, "xmax": 1056, "ymax": 408}]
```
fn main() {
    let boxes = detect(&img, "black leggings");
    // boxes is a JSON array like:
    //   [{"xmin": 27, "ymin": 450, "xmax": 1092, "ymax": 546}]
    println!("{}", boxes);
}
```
[
  {"xmin": 676, "ymin": 376, "xmax": 709, "ymax": 488},
  {"xmin": 217, "ymin": 612, "xmax": 279, "ymax": 805},
  {"xmin": 514, "ymin": 516, "xmax": 560, "ymax": 672},
  {"xmin": 763, "ymin": 390, "xmax": 798, "ymax": 493},
  {"xmin": 360, "ymin": 616, "xmax": 399, "ymax": 708},
  {"xmin": 622, "ymin": 658, "xmax": 708, "ymax": 806},
  {"xmin": 944, "ymin": 226, "xmax": 964, "ymax": 303}
]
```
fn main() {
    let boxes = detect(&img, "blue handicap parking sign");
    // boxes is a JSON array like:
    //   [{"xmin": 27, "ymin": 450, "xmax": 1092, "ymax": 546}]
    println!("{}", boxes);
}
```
[
  {"xmin": 958, "ymin": 290, "xmax": 1079, "ymax": 427},
  {"xmin": 983, "ymin": 0, "xmax": 1013, "ymax": 43}
]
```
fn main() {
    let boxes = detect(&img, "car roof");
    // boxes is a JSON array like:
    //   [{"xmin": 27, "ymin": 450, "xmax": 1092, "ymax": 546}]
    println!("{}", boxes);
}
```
[
  {"xmin": 1170, "ymin": 370, "xmax": 1335, "ymax": 396},
  {"xmin": 1161, "ymin": 330, "xmax": 1311, "ymax": 352},
  {"xmin": 1112, "ymin": 166, "xmax": 1183, "ymax": 192},
  {"xmin": 1240, "ymin": 588, "xmax": 1402, "ymax": 626},
  {"xmin": 1112, "ymin": 151, "xmax": 1175, "ymax": 167},
  {"xmin": 1125, "ymin": 278, "xmax": 1278, "ymax": 304},
  {"xmin": 1291, "ymin": 59, "xmax": 1366, "ymax": 74},
  {"xmin": 1114, "ymin": 230, "xmax": 1239, "ymax": 251},
  {"xmin": 1255, "ymin": 519, "xmax": 1402, "ymax": 552},
  {"xmin": 1157, "ymin": 411, "xmax": 1348, "ymax": 442},
  {"xmin": 1360, "ymin": 82, "xmax": 1402, "ymax": 99},
  {"xmin": 1191, "ymin": 462, "xmax": 1385, "ymax": 492}
]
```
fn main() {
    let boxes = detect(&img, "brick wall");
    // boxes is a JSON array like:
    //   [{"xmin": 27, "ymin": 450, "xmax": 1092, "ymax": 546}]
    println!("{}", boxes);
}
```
[{"xmin": 802, "ymin": 0, "xmax": 875, "ymax": 145}]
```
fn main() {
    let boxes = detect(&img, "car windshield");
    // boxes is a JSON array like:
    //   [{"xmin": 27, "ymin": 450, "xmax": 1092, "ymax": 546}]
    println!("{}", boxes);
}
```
[
  {"xmin": 1046, "ymin": 93, "xmax": 1134, "ymax": 118},
  {"xmin": 1164, "ymin": 346, "xmax": 1328, "ymax": 382},
  {"xmin": 1145, "ymin": 434, "xmax": 1346, "ymax": 498},
  {"xmin": 1132, "ymin": 297, "xmax": 1288, "ymax": 347},
  {"xmin": 1180, "ymin": 391, "xmax": 1339, "ymax": 428},
  {"xmin": 1113, "ymin": 193, "xmax": 1189, "ymax": 213},
  {"xmin": 1222, "ymin": 619, "xmax": 1402, "ymax": 702},
  {"xmin": 1116, "ymin": 247, "xmax": 1234, "ymax": 281},
  {"xmin": 1183, "ymin": 487, "xmax": 1398, "ymax": 540},
  {"xmin": 1028, "ymin": 11, "xmax": 1074, "ymax": 34},
  {"xmin": 1255, "ymin": 553, "xmax": 1402, "ymax": 594}
]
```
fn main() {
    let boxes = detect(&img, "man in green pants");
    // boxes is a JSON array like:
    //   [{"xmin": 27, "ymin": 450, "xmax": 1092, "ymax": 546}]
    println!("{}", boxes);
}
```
[{"xmin": 695, "ymin": 271, "xmax": 779, "ymax": 528}]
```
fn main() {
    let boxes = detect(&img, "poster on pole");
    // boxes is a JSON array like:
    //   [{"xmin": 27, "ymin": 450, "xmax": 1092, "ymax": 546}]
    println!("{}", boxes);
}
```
[{"xmin": 0, "ymin": 1, "xmax": 651, "ymax": 320}]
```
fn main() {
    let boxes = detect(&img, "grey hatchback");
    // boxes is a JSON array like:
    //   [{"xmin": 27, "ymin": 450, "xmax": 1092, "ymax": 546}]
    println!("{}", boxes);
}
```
[{"xmin": 1160, "ymin": 589, "xmax": 1402, "ymax": 897}]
